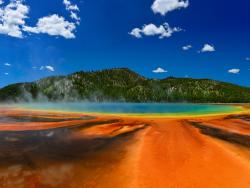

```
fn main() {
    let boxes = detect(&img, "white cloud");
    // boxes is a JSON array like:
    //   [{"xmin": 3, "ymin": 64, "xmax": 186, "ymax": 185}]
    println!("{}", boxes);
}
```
[
  {"xmin": 246, "ymin": 57, "xmax": 250, "ymax": 61},
  {"xmin": 0, "ymin": 0, "xmax": 29, "ymax": 38},
  {"xmin": 4, "ymin": 63, "xmax": 11, "ymax": 66},
  {"xmin": 63, "ymin": 0, "xmax": 79, "ymax": 11},
  {"xmin": 129, "ymin": 23, "xmax": 181, "ymax": 39},
  {"xmin": 40, "ymin": 65, "xmax": 55, "ymax": 72},
  {"xmin": 228, "ymin": 69, "xmax": 240, "ymax": 74},
  {"xmin": 182, "ymin": 45, "xmax": 192, "ymax": 50},
  {"xmin": 4, "ymin": 72, "xmax": 9, "ymax": 75},
  {"xmin": 153, "ymin": 67, "xmax": 168, "ymax": 73},
  {"xmin": 63, "ymin": 0, "xmax": 80, "ymax": 22},
  {"xmin": 70, "ymin": 12, "xmax": 79, "ymax": 21},
  {"xmin": 129, "ymin": 28, "xmax": 142, "ymax": 38},
  {"xmin": 0, "ymin": 0, "xmax": 80, "ymax": 39},
  {"xmin": 23, "ymin": 14, "xmax": 76, "ymax": 39},
  {"xmin": 152, "ymin": 0, "xmax": 189, "ymax": 16},
  {"xmin": 201, "ymin": 44, "xmax": 215, "ymax": 53}
]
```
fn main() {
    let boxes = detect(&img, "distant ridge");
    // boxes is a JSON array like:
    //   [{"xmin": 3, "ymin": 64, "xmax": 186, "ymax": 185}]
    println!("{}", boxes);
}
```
[{"xmin": 0, "ymin": 68, "xmax": 250, "ymax": 103}]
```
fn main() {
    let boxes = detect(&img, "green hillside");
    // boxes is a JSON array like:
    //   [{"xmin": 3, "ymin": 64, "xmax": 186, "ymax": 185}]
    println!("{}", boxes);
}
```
[{"xmin": 0, "ymin": 68, "xmax": 249, "ymax": 103}]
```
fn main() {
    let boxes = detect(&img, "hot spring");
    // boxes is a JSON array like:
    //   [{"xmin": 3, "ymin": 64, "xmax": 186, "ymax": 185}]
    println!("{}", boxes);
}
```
[{"xmin": 9, "ymin": 102, "xmax": 242, "ymax": 116}]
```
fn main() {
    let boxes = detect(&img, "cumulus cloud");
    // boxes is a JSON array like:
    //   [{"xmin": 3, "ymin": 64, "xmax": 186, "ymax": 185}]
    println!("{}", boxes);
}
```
[
  {"xmin": 63, "ymin": 0, "xmax": 80, "ymax": 23},
  {"xmin": 182, "ymin": 45, "xmax": 192, "ymax": 50},
  {"xmin": 40, "ymin": 65, "xmax": 55, "ymax": 72},
  {"xmin": 23, "ymin": 14, "xmax": 76, "ymax": 39},
  {"xmin": 129, "ymin": 23, "xmax": 181, "ymax": 39},
  {"xmin": 4, "ymin": 63, "xmax": 11, "ymax": 66},
  {"xmin": 129, "ymin": 28, "xmax": 142, "ymax": 38},
  {"xmin": 200, "ymin": 44, "xmax": 215, "ymax": 53},
  {"xmin": 228, "ymin": 69, "xmax": 240, "ymax": 74},
  {"xmin": 152, "ymin": 0, "xmax": 189, "ymax": 16},
  {"xmin": 0, "ymin": 0, "xmax": 29, "ymax": 38},
  {"xmin": 0, "ymin": 0, "xmax": 80, "ymax": 39},
  {"xmin": 152, "ymin": 67, "xmax": 168, "ymax": 73}
]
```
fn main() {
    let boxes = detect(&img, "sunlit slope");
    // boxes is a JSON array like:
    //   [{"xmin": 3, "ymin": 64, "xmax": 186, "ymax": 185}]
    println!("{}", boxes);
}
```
[{"xmin": 0, "ymin": 68, "xmax": 250, "ymax": 102}]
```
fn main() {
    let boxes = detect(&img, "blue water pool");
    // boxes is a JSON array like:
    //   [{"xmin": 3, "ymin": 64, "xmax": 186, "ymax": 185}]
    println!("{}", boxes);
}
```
[{"xmin": 11, "ymin": 103, "xmax": 242, "ymax": 116}]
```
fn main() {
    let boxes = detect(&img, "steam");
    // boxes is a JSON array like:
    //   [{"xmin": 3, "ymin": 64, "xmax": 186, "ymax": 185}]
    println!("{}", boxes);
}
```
[{"xmin": 0, "ymin": 76, "xmax": 127, "ymax": 103}]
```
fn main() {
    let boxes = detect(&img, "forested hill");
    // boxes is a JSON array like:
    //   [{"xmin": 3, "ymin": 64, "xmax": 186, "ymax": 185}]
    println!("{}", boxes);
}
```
[{"xmin": 0, "ymin": 68, "xmax": 249, "ymax": 103}]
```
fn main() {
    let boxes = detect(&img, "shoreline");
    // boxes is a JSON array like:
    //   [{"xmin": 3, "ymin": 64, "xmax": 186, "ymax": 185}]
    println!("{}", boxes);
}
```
[{"xmin": 0, "ymin": 103, "xmax": 248, "ymax": 120}]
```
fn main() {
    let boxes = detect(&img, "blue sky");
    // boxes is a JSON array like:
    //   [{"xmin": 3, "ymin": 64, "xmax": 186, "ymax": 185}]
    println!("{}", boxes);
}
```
[{"xmin": 0, "ymin": 0, "xmax": 250, "ymax": 88}]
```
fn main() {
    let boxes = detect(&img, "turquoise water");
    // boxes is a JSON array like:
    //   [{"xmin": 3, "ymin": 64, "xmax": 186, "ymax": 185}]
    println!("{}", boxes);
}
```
[{"xmin": 13, "ymin": 103, "xmax": 241, "ymax": 116}]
